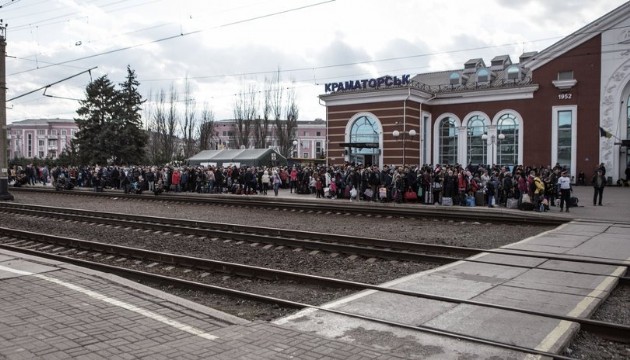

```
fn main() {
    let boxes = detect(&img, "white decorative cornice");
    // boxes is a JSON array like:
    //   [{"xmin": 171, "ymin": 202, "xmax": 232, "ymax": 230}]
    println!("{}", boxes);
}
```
[{"xmin": 552, "ymin": 79, "xmax": 578, "ymax": 90}]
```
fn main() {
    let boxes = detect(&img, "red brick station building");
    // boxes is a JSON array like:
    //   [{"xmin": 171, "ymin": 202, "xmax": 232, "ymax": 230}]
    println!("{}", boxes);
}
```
[{"xmin": 320, "ymin": 2, "xmax": 630, "ymax": 182}]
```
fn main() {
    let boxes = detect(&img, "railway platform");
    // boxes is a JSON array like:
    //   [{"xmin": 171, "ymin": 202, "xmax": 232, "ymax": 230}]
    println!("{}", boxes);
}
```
[
  {"xmin": 0, "ymin": 185, "xmax": 628, "ymax": 359},
  {"xmin": 0, "ymin": 249, "xmax": 397, "ymax": 359}
]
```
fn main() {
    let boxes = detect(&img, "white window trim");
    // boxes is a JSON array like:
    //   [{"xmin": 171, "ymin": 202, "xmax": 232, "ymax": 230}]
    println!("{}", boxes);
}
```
[
  {"xmin": 433, "ymin": 113, "xmax": 461, "ymax": 166},
  {"xmin": 344, "ymin": 112, "xmax": 383, "ymax": 167},
  {"xmin": 422, "ymin": 112, "xmax": 432, "ymax": 166},
  {"xmin": 551, "ymin": 105, "xmax": 577, "ymax": 179}
]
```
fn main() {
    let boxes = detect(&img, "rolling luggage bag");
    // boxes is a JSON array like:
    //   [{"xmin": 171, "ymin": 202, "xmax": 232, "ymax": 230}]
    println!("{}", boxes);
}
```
[
  {"xmin": 424, "ymin": 190, "xmax": 433, "ymax": 204},
  {"xmin": 475, "ymin": 190, "xmax": 485, "ymax": 206},
  {"xmin": 441, "ymin": 197, "xmax": 453, "ymax": 206}
]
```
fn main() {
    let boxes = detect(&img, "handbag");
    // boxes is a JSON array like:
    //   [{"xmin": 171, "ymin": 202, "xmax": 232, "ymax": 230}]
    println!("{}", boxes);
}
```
[
  {"xmin": 364, "ymin": 188, "xmax": 374, "ymax": 198},
  {"xmin": 405, "ymin": 190, "xmax": 417, "ymax": 201},
  {"xmin": 433, "ymin": 182, "xmax": 442, "ymax": 190}
]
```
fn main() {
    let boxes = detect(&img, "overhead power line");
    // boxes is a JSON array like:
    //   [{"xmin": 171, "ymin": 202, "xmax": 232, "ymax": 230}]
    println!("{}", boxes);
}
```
[
  {"xmin": 8, "ymin": 0, "xmax": 336, "ymax": 76},
  {"xmin": 7, "ymin": 66, "xmax": 96, "ymax": 102}
]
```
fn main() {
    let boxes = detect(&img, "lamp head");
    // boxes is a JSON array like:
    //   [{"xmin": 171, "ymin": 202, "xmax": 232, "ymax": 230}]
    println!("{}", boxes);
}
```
[
  {"xmin": 392, "ymin": 130, "xmax": 400, "ymax": 138},
  {"xmin": 408, "ymin": 129, "xmax": 417, "ymax": 137}
]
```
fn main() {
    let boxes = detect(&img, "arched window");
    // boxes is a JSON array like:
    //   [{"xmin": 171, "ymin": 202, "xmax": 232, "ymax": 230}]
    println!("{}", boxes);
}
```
[
  {"xmin": 466, "ymin": 115, "xmax": 487, "ymax": 166},
  {"xmin": 349, "ymin": 115, "xmax": 380, "ymax": 167},
  {"xmin": 439, "ymin": 117, "xmax": 458, "ymax": 165},
  {"xmin": 497, "ymin": 113, "xmax": 519, "ymax": 166}
]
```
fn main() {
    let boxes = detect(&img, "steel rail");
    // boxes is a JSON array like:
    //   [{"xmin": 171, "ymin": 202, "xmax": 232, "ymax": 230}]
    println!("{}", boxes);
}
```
[
  {"xmin": 0, "ymin": 226, "xmax": 628, "ymax": 344},
  {"xmin": 10, "ymin": 186, "xmax": 568, "ymax": 225},
  {"xmin": 3, "ymin": 202, "xmax": 629, "ymax": 270},
  {"xmin": 0, "ymin": 202, "xmax": 480, "ymax": 256},
  {"xmin": 0, "ymin": 241, "xmax": 582, "ymax": 359}
]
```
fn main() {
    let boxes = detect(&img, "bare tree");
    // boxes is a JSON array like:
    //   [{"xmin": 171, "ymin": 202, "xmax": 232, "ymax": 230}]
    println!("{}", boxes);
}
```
[
  {"xmin": 180, "ymin": 77, "xmax": 198, "ymax": 158},
  {"xmin": 252, "ymin": 74, "xmax": 275, "ymax": 148},
  {"xmin": 147, "ymin": 89, "xmax": 168, "ymax": 165},
  {"xmin": 232, "ymin": 83, "xmax": 257, "ymax": 149},
  {"xmin": 165, "ymin": 85, "xmax": 179, "ymax": 160},
  {"xmin": 282, "ymin": 86, "xmax": 299, "ymax": 157},
  {"xmin": 198, "ymin": 102, "xmax": 216, "ymax": 151}
]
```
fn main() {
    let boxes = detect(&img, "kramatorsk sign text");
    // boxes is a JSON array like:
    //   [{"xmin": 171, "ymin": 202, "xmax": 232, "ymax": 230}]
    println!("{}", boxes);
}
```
[{"xmin": 325, "ymin": 75, "xmax": 410, "ymax": 93}]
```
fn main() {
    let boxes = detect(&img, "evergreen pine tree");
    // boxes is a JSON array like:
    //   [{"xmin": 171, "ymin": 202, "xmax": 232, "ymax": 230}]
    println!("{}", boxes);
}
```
[
  {"xmin": 116, "ymin": 66, "xmax": 147, "ymax": 165},
  {"xmin": 74, "ymin": 67, "xmax": 147, "ymax": 165},
  {"xmin": 74, "ymin": 75, "xmax": 118, "ymax": 165}
]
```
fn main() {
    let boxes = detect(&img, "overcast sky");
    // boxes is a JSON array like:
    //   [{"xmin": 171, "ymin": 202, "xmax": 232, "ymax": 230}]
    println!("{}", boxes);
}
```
[{"xmin": 2, "ymin": 0, "xmax": 628, "ymax": 125}]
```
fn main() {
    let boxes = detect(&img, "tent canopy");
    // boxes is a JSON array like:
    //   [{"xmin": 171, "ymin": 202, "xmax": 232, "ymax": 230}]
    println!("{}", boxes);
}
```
[{"xmin": 187, "ymin": 148, "xmax": 287, "ymax": 168}]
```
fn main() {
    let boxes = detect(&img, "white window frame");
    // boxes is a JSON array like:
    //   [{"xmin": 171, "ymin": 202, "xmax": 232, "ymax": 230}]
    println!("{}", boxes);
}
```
[{"xmin": 551, "ymin": 105, "xmax": 577, "ymax": 179}]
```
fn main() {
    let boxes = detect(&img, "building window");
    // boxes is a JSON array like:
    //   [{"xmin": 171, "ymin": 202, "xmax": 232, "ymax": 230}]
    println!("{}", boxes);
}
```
[
  {"xmin": 349, "ymin": 115, "xmax": 381, "ymax": 167},
  {"xmin": 49, "ymin": 139, "xmax": 57, "ymax": 148},
  {"xmin": 37, "ymin": 129, "xmax": 45, "ymax": 135},
  {"xmin": 316, "ymin": 131, "xmax": 321, "ymax": 136},
  {"xmin": 27, "ymin": 134, "xmax": 33, "ymax": 158},
  {"xmin": 558, "ymin": 71, "xmax": 574, "ymax": 80},
  {"xmin": 71, "ymin": 129, "xmax": 77, "ymax": 136},
  {"xmin": 438, "ymin": 117, "xmax": 458, "ymax": 165},
  {"xmin": 315, "ymin": 142, "xmax": 321, "ymax": 154},
  {"xmin": 61, "ymin": 129, "xmax": 67, "ymax": 136},
  {"xmin": 39, "ymin": 151, "xmax": 44, "ymax": 158},
  {"xmin": 478, "ymin": 68, "xmax": 490, "ymax": 83},
  {"xmin": 507, "ymin": 65, "xmax": 521, "ymax": 81},
  {"xmin": 552, "ymin": 106, "xmax": 577, "ymax": 177},
  {"xmin": 303, "ymin": 152, "xmax": 308, "ymax": 158},
  {"xmin": 38, "ymin": 140, "xmax": 44, "ymax": 147},
  {"xmin": 449, "ymin": 72, "xmax": 460, "ymax": 85},
  {"xmin": 497, "ymin": 113, "xmax": 519, "ymax": 166},
  {"xmin": 466, "ymin": 115, "xmax": 487, "ymax": 166}
]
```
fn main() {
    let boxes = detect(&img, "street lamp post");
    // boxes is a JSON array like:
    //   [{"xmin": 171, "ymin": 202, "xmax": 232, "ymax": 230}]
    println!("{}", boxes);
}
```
[
  {"xmin": 481, "ymin": 133, "xmax": 505, "ymax": 166},
  {"xmin": 497, "ymin": 133, "xmax": 505, "ymax": 165},
  {"xmin": 392, "ymin": 129, "xmax": 416, "ymax": 166},
  {"xmin": 0, "ymin": 24, "xmax": 14, "ymax": 201}
]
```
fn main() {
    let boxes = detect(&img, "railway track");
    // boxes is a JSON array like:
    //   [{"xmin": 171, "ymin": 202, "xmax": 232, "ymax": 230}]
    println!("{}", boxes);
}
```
[
  {"xmin": 9, "ymin": 186, "xmax": 568, "ymax": 225},
  {"xmin": 1, "ymin": 202, "xmax": 626, "ymax": 275},
  {"xmin": 0, "ymin": 226, "xmax": 627, "ymax": 360}
]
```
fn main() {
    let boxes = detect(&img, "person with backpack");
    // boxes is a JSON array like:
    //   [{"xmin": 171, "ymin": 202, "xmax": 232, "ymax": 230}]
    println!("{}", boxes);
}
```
[{"xmin": 529, "ymin": 171, "xmax": 545, "ymax": 212}]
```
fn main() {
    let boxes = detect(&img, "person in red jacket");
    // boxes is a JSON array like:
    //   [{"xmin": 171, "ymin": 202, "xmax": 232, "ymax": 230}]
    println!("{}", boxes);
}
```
[{"xmin": 171, "ymin": 168, "xmax": 181, "ymax": 192}]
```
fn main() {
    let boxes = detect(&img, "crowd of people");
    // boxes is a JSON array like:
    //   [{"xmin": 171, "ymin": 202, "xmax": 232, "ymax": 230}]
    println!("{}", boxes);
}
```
[{"xmin": 8, "ymin": 161, "xmax": 620, "ymax": 212}]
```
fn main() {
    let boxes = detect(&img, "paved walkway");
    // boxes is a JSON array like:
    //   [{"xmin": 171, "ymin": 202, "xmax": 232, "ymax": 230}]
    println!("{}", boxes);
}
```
[{"xmin": 0, "ymin": 185, "xmax": 628, "ymax": 359}]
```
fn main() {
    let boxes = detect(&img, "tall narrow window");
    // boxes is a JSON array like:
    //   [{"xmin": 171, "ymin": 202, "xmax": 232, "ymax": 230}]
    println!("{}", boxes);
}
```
[
  {"xmin": 552, "ymin": 106, "xmax": 577, "ymax": 175},
  {"xmin": 439, "ymin": 117, "xmax": 458, "ymax": 165},
  {"xmin": 466, "ymin": 115, "xmax": 487, "ymax": 166},
  {"xmin": 497, "ymin": 113, "xmax": 519, "ymax": 166},
  {"xmin": 27, "ymin": 134, "xmax": 33, "ymax": 158}
]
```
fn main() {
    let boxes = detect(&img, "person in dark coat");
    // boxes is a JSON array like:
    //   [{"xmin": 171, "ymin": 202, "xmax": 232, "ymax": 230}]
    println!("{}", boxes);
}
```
[{"xmin": 591, "ymin": 169, "xmax": 606, "ymax": 206}]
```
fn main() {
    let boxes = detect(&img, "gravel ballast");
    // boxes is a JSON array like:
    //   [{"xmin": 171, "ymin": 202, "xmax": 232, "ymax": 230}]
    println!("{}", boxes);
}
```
[{"xmin": 2, "ymin": 191, "xmax": 628, "ymax": 359}]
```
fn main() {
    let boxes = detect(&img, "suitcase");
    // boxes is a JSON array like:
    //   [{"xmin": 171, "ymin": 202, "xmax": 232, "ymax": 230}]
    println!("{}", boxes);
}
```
[
  {"xmin": 442, "ymin": 197, "xmax": 453, "ymax": 206},
  {"xmin": 466, "ymin": 196, "xmax": 475, "ymax": 207},
  {"xmin": 506, "ymin": 198, "xmax": 519, "ymax": 209},
  {"xmin": 475, "ymin": 190, "xmax": 485, "ymax": 206},
  {"xmin": 424, "ymin": 191, "xmax": 433, "ymax": 204}
]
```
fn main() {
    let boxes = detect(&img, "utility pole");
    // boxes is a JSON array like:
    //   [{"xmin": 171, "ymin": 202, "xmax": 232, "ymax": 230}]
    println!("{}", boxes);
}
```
[{"xmin": 0, "ymin": 21, "xmax": 13, "ymax": 200}]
